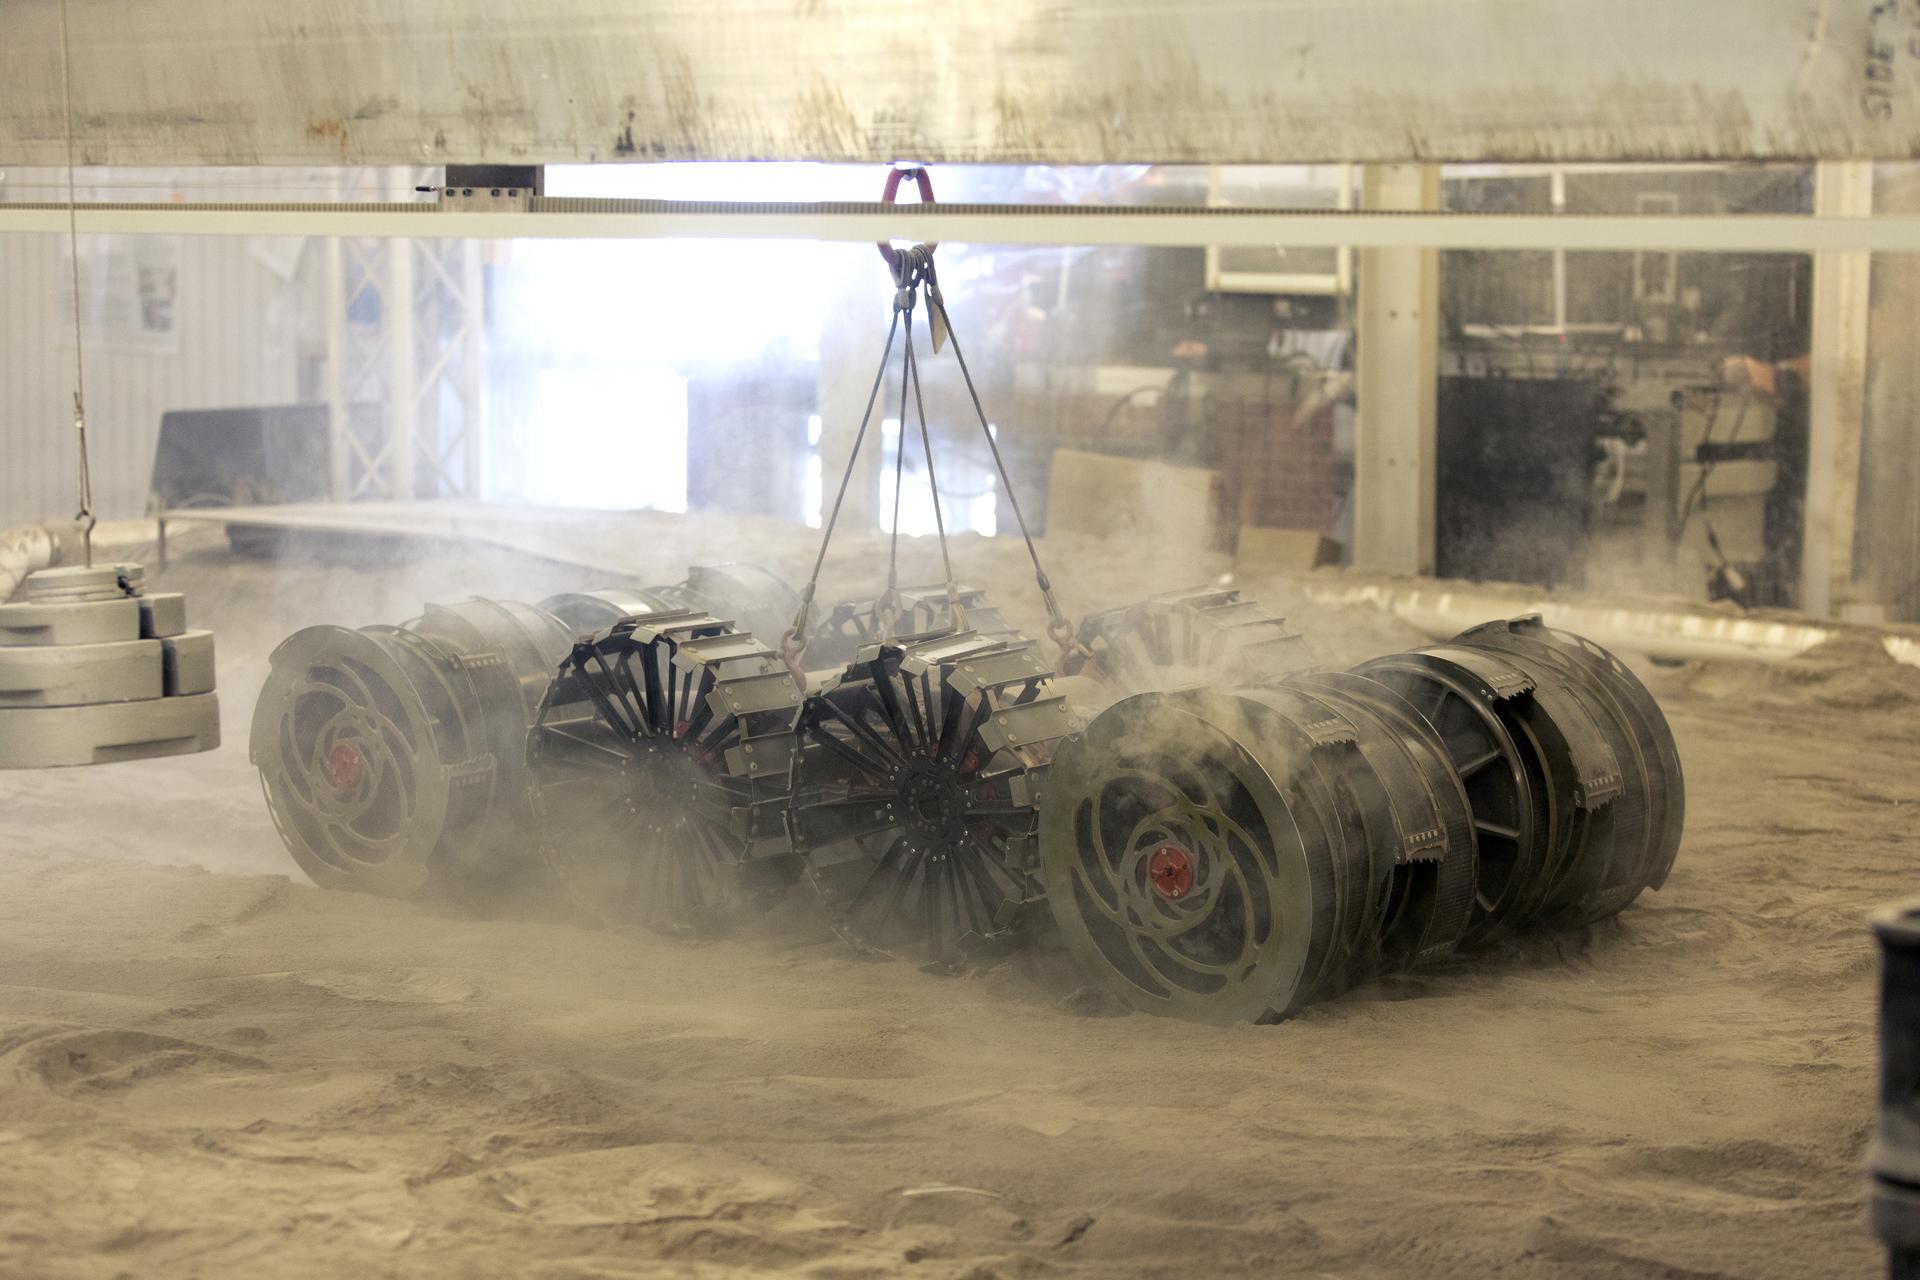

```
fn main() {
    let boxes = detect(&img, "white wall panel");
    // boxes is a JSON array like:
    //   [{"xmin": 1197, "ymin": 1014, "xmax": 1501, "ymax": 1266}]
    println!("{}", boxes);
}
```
[{"xmin": 0, "ymin": 227, "xmax": 301, "ymax": 524}]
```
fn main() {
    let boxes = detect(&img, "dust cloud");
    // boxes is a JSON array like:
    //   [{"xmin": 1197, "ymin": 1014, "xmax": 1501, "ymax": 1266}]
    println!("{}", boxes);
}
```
[{"xmin": 0, "ymin": 513, "xmax": 1892, "ymax": 1278}]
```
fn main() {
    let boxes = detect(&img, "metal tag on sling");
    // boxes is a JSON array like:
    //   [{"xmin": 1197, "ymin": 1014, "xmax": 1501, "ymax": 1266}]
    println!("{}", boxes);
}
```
[{"xmin": 929, "ymin": 298, "xmax": 950, "ymax": 354}]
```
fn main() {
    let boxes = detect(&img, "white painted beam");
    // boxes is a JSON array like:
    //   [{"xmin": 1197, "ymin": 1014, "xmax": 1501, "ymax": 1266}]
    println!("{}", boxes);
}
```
[{"xmin": 9, "ymin": 204, "xmax": 1920, "ymax": 253}]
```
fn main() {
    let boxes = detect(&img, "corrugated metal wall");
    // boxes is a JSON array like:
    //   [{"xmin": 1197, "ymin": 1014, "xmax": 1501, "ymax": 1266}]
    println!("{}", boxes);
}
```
[
  {"xmin": 0, "ymin": 163, "xmax": 307, "ymax": 533},
  {"xmin": 0, "ymin": 225, "xmax": 304, "ymax": 525}
]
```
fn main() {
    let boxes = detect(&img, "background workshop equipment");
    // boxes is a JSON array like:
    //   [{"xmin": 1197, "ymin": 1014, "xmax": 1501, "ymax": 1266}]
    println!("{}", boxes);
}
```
[{"xmin": 1, "ymin": 3, "xmax": 1919, "ymax": 1278}]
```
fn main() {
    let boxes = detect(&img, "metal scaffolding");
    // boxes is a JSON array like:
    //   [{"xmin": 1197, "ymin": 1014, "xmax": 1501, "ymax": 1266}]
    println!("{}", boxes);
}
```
[{"xmin": 321, "ymin": 173, "xmax": 486, "ymax": 501}]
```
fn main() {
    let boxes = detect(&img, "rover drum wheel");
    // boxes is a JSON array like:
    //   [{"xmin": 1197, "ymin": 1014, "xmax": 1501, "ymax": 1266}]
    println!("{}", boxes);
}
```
[
  {"xmin": 1353, "ymin": 649, "xmax": 1552, "ymax": 947},
  {"xmin": 1037, "ymin": 691, "xmax": 1324, "ymax": 1023},
  {"xmin": 529, "ymin": 610, "xmax": 803, "ymax": 932},
  {"xmin": 251, "ymin": 596, "xmax": 578, "ymax": 906},
  {"xmin": 791, "ymin": 630, "xmax": 1072, "ymax": 970},
  {"xmin": 1071, "ymin": 586, "xmax": 1316, "ymax": 692},
  {"xmin": 251, "ymin": 624, "xmax": 478, "ymax": 900},
  {"xmin": 1454, "ymin": 619, "xmax": 1665, "ymax": 925},
  {"xmin": 807, "ymin": 584, "xmax": 1020, "ymax": 670}
]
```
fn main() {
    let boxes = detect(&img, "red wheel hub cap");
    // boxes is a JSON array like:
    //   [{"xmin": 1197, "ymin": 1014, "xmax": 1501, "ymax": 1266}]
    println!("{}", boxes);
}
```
[
  {"xmin": 326, "ymin": 742, "xmax": 366, "ymax": 792},
  {"xmin": 1147, "ymin": 844, "xmax": 1195, "ymax": 899}
]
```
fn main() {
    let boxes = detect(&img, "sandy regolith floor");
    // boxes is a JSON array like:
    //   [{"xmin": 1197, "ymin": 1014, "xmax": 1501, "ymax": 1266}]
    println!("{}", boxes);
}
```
[{"xmin": 0, "ymin": 518, "xmax": 1907, "ymax": 1278}]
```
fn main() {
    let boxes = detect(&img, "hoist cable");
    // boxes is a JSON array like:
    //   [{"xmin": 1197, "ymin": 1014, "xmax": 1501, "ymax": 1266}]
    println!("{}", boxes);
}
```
[
  {"xmin": 882, "ymin": 306, "xmax": 915, "ymax": 632},
  {"xmin": 903, "ymin": 315, "xmax": 962, "ymax": 632},
  {"xmin": 923, "ymin": 267, "xmax": 1077, "ymax": 652},
  {"xmin": 780, "ymin": 304, "xmax": 903, "ymax": 685},
  {"xmin": 57, "ymin": 0, "xmax": 96, "ymax": 566}
]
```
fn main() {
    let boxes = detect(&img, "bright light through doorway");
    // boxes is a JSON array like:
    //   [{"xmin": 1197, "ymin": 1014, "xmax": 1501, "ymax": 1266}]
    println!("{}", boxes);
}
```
[{"xmin": 520, "ymin": 368, "xmax": 689, "ymax": 512}]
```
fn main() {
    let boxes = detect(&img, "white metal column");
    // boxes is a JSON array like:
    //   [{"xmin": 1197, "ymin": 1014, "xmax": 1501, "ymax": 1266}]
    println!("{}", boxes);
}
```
[
  {"xmin": 324, "ymin": 237, "xmax": 349, "ymax": 502},
  {"xmin": 319, "ymin": 177, "xmax": 489, "ymax": 504},
  {"xmin": 385, "ymin": 239, "xmax": 417, "ymax": 500},
  {"xmin": 1353, "ymin": 165, "xmax": 1440, "ymax": 575},
  {"xmin": 1862, "ymin": 166, "xmax": 1920, "ymax": 622},
  {"xmin": 1801, "ymin": 160, "xmax": 1874, "ymax": 618},
  {"xmin": 460, "ymin": 240, "xmax": 486, "ymax": 499}
]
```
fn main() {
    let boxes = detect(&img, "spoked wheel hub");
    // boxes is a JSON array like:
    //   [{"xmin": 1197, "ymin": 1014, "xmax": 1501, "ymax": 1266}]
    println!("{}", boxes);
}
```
[
  {"xmin": 1038, "ymin": 692, "xmax": 1329, "ymax": 1024},
  {"xmin": 325, "ymin": 741, "xmax": 367, "ymax": 793},
  {"xmin": 1147, "ymin": 843, "xmax": 1195, "ymax": 900},
  {"xmin": 898, "ymin": 759, "xmax": 969, "ymax": 842},
  {"xmin": 529, "ymin": 610, "xmax": 802, "ymax": 933},
  {"xmin": 791, "ymin": 630, "xmax": 1074, "ymax": 971}
]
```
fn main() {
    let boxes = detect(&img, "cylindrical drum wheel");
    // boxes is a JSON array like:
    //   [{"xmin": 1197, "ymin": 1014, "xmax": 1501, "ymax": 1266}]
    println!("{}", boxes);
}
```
[
  {"xmin": 1355, "ymin": 648, "xmax": 1551, "ymax": 947},
  {"xmin": 668, "ymin": 563, "xmax": 802, "ymax": 651},
  {"xmin": 1265, "ymin": 672, "xmax": 1477, "ymax": 970},
  {"xmin": 1453, "ymin": 623, "xmax": 1658, "ymax": 923},
  {"xmin": 251, "ymin": 625, "xmax": 473, "ymax": 899},
  {"xmin": 1458, "ymin": 617, "xmax": 1685, "ymax": 892},
  {"xmin": 1071, "ymin": 585, "xmax": 1316, "ymax": 693},
  {"xmin": 1038, "ymin": 689, "xmax": 1327, "ymax": 1023},
  {"xmin": 790, "ymin": 629, "xmax": 1067, "ymax": 969},
  {"xmin": 252, "ymin": 597, "xmax": 577, "ymax": 905},
  {"xmin": 405, "ymin": 597, "xmax": 576, "ymax": 901},
  {"xmin": 1414, "ymin": 642, "xmax": 1625, "ymax": 931},
  {"xmin": 537, "ymin": 588, "xmax": 679, "ymax": 635},
  {"xmin": 1211, "ymin": 687, "xmax": 1377, "ymax": 1000}
]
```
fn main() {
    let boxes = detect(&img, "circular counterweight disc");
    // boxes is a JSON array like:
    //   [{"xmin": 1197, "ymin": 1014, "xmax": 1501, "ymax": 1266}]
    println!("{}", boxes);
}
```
[
  {"xmin": 0, "ymin": 692, "xmax": 219, "ymax": 768},
  {"xmin": 0, "ymin": 638, "xmax": 163, "ymax": 708},
  {"xmin": 0, "ymin": 597, "xmax": 142, "ymax": 648}
]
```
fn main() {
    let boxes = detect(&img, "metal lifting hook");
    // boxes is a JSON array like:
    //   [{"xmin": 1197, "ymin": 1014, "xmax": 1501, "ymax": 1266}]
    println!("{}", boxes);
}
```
[
  {"xmin": 783, "ymin": 164, "xmax": 1084, "ymax": 688},
  {"xmin": 878, "ymin": 167, "xmax": 948, "ymax": 355},
  {"xmin": 875, "ymin": 166, "xmax": 938, "ymax": 273}
]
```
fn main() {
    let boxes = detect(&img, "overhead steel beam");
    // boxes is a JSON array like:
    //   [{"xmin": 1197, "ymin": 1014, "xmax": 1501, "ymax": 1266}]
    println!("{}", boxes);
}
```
[
  {"xmin": 7, "ymin": 0, "xmax": 1920, "ymax": 167},
  {"xmin": 9, "ymin": 202, "xmax": 1920, "ymax": 253}
]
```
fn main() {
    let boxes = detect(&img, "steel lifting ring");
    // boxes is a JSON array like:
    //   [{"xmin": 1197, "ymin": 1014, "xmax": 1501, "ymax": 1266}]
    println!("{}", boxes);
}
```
[{"xmin": 877, "ymin": 166, "xmax": 938, "ymax": 272}]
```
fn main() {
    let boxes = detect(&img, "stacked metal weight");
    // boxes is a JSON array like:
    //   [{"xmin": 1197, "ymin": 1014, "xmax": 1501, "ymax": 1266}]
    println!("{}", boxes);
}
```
[
  {"xmin": 0, "ymin": 563, "xmax": 219, "ymax": 767},
  {"xmin": 1038, "ymin": 613, "xmax": 1683, "ymax": 1023}
]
